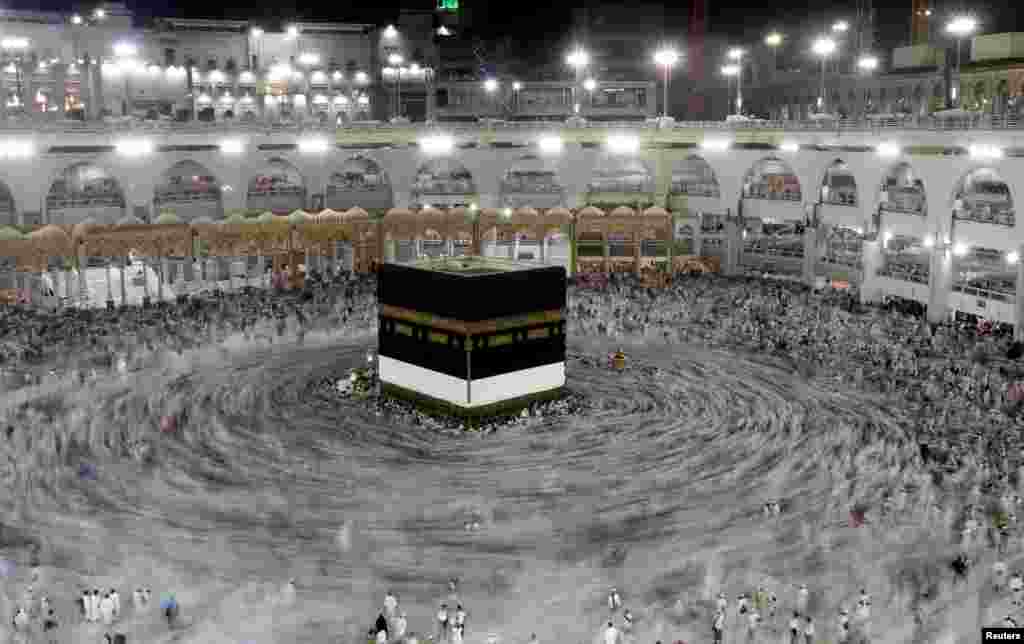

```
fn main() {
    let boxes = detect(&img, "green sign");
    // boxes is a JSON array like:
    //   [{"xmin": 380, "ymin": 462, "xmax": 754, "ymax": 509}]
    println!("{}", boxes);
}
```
[{"xmin": 437, "ymin": 0, "xmax": 458, "ymax": 9}]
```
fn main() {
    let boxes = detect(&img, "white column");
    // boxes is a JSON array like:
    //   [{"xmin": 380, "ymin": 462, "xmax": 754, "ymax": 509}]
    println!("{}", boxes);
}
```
[
  {"xmin": 859, "ymin": 239, "xmax": 884, "ymax": 305},
  {"xmin": 927, "ymin": 243, "xmax": 953, "ymax": 325},
  {"xmin": 1015, "ymin": 245, "xmax": 1024, "ymax": 341},
  {"xmin": 723, "ymin": 215, "xmax": 741, "ymax": 276},
  {"xmin": 541, "ymin": 236, "xmax": 548, "ymax": 264},
  {"xmin": 77, "ymin": 256, "xmax": 87, "ymax": 303},
  {"xmin": 513, "ymin": 235, "xmax": 520, "ymax": 260},
  {"xmin": 119, "ymin": 259, "xmax": 127, "ymax": 305},
  {"xmin": 802, "ymin": 225, "xmax": 817, "ymax": 286}
]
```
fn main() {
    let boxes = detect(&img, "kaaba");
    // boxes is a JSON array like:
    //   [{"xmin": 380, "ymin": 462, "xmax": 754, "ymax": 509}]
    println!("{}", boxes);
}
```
[{"xmin": 377, "ymin": 256, "xmax": 567, "ymax": 416}]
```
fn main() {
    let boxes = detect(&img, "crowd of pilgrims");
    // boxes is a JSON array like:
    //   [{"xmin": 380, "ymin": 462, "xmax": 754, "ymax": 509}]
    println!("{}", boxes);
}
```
[{"xmin": 3, "ymin": 266, "xmax": 1024, "ymax": 641}]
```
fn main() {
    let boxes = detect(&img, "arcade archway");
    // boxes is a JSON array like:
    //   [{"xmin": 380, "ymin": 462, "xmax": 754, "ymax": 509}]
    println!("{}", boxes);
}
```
[
  {"xmin": 410, "ymin": 158, "xmax": 477, "ymax": 208},
  {"xmin": 246, "ymin": 158, "xmax": 307, "ymax": 213},
  {"xmin": 670, "ymin": 155, "xmax": 721, "ymax": 198},
  {"xmin": 326, "ymin": 155, "xmax": 394, "ymax": 211},
  {"xmin": 499, "ymin": 155, "xmax": 566, "ymax": 209},
  {"xmin": 742, "ymin": 156, "xmax": 802, "ymax": 203},
  {"xmin": 46, "ymin": 162, "xmax": 126, "ymax": 225},
  {"xmin": 154, "ymin": 160, "xmax": 224, "ymax": 222},
  {"xmin": 878, "ymin": 162, "xmax": 926, "ymax": 216},
  {"xmin": 952, "ymin": 167, "xmax": 1014, "ymax": 227},
  {"xmin": 820, "ymin": 159, "xmax": 857, "ymax": 207},
  {"xmin": 586, "ymin": 156, "xmax": 654, "ymax": 206}
]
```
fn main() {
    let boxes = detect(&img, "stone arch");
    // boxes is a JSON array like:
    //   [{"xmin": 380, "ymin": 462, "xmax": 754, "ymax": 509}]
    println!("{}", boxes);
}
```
[
  {"xmin": 46, "ymin": 162, "xmax": 126, "ymax": 225},
  {"xmin": 153, "ymin": 159, "xmax": 224, "ymax": 222},
  {"xmin": 586, "ymin": 155, "xmax": 654, "ymax": 199},
  {"xmin": 246, "ymin": 157, "xmax": 307, "ymax": 213},
  {"xmin": 879, "ymin": 161, "xmax": 926, "ymax": 216},
  {"xmin": 951, "ymin": 166, "xmax": 1014, "ymax": 227},
  {"xmin": 411, "ymin": 157, "xmax": 477, "ymax": 208},
  {"xmin": 670, "ymin": 154, "xmax": 721, "ymax": 198},
  {"xmin": 741, "ymin": 156, "xmax": 801, "ymax": 202},
  {"xmin": 499, "ymin": 154, "xmax": 566, "ymax": 209},
  {"xmin": 326, "ymin": 154, "xmax": 395, "ymax": 211},
  {"xmin": 820, "ymin": 159, "xmax": 857, "ymax": 207},
  {"xmin": 0, "ymin": 179, "xmax": 16, "ymax": 226}
]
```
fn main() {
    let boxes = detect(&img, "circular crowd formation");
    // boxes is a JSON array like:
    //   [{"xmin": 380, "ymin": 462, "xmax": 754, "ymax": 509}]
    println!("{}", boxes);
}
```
[{"xmin": 0, "ymin": 270, "xmax": 1020, "ymax": 644}]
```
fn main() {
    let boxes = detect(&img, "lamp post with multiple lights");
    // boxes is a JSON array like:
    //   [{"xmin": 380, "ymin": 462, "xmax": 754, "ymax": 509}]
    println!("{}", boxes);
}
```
[
  {"xmin": 388, "ymin": 52, "xmax": 403, "ymax": 119},
  {"xmin": 483, "ymin": 77, "xmax": 499, "ymax": 117},
  {"xmin": 946, "ymin": 16, "xmax": 977, "ymax": 107},
  {"xmin": 566, "ymin": 48, "xmax": 589, "ymax": 116},
  {"xmin": 727, "ymin": 48, "xmax": 745, "ymax": 114},
  {"xmin": 812, "ymin": 36, "xmax": 836, "ymax": 113},
  {"xmin": 653, "ymin": 47, "xmax": 679, "ymax": 118},
  {"xmin": 764, "ymin": 32, "xmax": 782, "ymax": 75},
  {"xmin": 721, "ymin": 63, "xmax": 740, "ymax": 115},
  {"xmin": 831, "ymin": 20, "xmax": 848, "ymax": 72}
]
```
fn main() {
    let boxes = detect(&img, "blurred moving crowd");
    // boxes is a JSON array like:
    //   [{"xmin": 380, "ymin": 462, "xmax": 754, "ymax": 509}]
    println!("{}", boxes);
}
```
[{"xmin": 2, "ymin": 268, "xmax": 1024, "ymax": 640}]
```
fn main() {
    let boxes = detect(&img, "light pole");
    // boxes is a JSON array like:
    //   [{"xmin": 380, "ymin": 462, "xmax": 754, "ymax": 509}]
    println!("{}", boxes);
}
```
[
  {"xmin": 727, "ymin": 48, "xmax": 745, "ymax": 114},
  {"xmin": 653, "ymin": 48, "xmax": 679, "ymax": 118},
  {"xmin": 583, "ymin": 77, "xmax": 597, "ymax": 110},
  {"xmin": 812, "ymin": 36, "xmax": 837, "ymax": 113},
  {"xmin": 388, "ymin": 53, "xmax": 403, "ymax": 119},
  {"xmin": 512, "ymin": 81, "xmax": 521, "ymax": 113},
  {"xmin": 566, "ymin": 48, "xmax": 589, "ymax": 116},
  {"xmin": 831, "ymin": 21, "xmax": 848, "ymax": 72},
  {"xmin": 250, "ymin": 27, "xmax": 263, "ymax": 70},
  {"xmin": 721, "ymin": 64, "xmax": 740, "ymax": 115},
  {"xmin": 483, "ymin": 77, "xmax": 498, "ymax": 117},
  {"xmin": 764, "ymin": 33, "xmax": 782, "ymax": 75},
  {"xmin": 946, "ymin": 16, "xmax": 977, "ymax": 107}
]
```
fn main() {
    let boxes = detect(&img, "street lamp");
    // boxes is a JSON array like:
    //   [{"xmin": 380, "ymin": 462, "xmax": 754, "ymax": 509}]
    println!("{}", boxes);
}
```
[
  {"xmin": 812, "ymin": 36, "xmax": 837, "ymax": 113},
  {"xmin": 832, "ymin": 20, "xmax": 849, "ymax": 33},
  {"xmin": 388, "ymin": 53, "xmax": 404, "ymax": 119},
  {"xmin": 566, "ymin": 48, "xmax": 589, "ymax": 115},
  {"xmin": 765, "ymin": 33, "xmax": 782, "ymax": 73},
  {"xmin": 946, "ymin": 16, "xmax": 977, "ymax": 107},
  {"xmin": 727, "ymin": 48, "xmax": 745, "ymax": 114},
  {"xmin": 653, "ymin": 47, "xmax": 679, "ymax": 118},
  {"xmin": 721, "ymin": 64, "xmax": 740, "ymax": 115},
  {"xmin": 483, "ymin": 78, "xmax": 499, "ymax": 117}
]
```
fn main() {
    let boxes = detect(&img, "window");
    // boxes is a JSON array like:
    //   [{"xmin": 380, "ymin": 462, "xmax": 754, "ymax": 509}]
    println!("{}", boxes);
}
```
[
  {"xmin": 164, "ymin": 48, "xmax": 177, "ymax": 66},
  {"xmin": 435, "ymin": 88, "xmax": 449, "ymax": 107},
  {"xmin": 207, "ymin": 58, "xmax": 217, "ymax": 71},
  {"xmin": 395, "ymin": 323, "xmax": 414, "ymax": 336}
]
